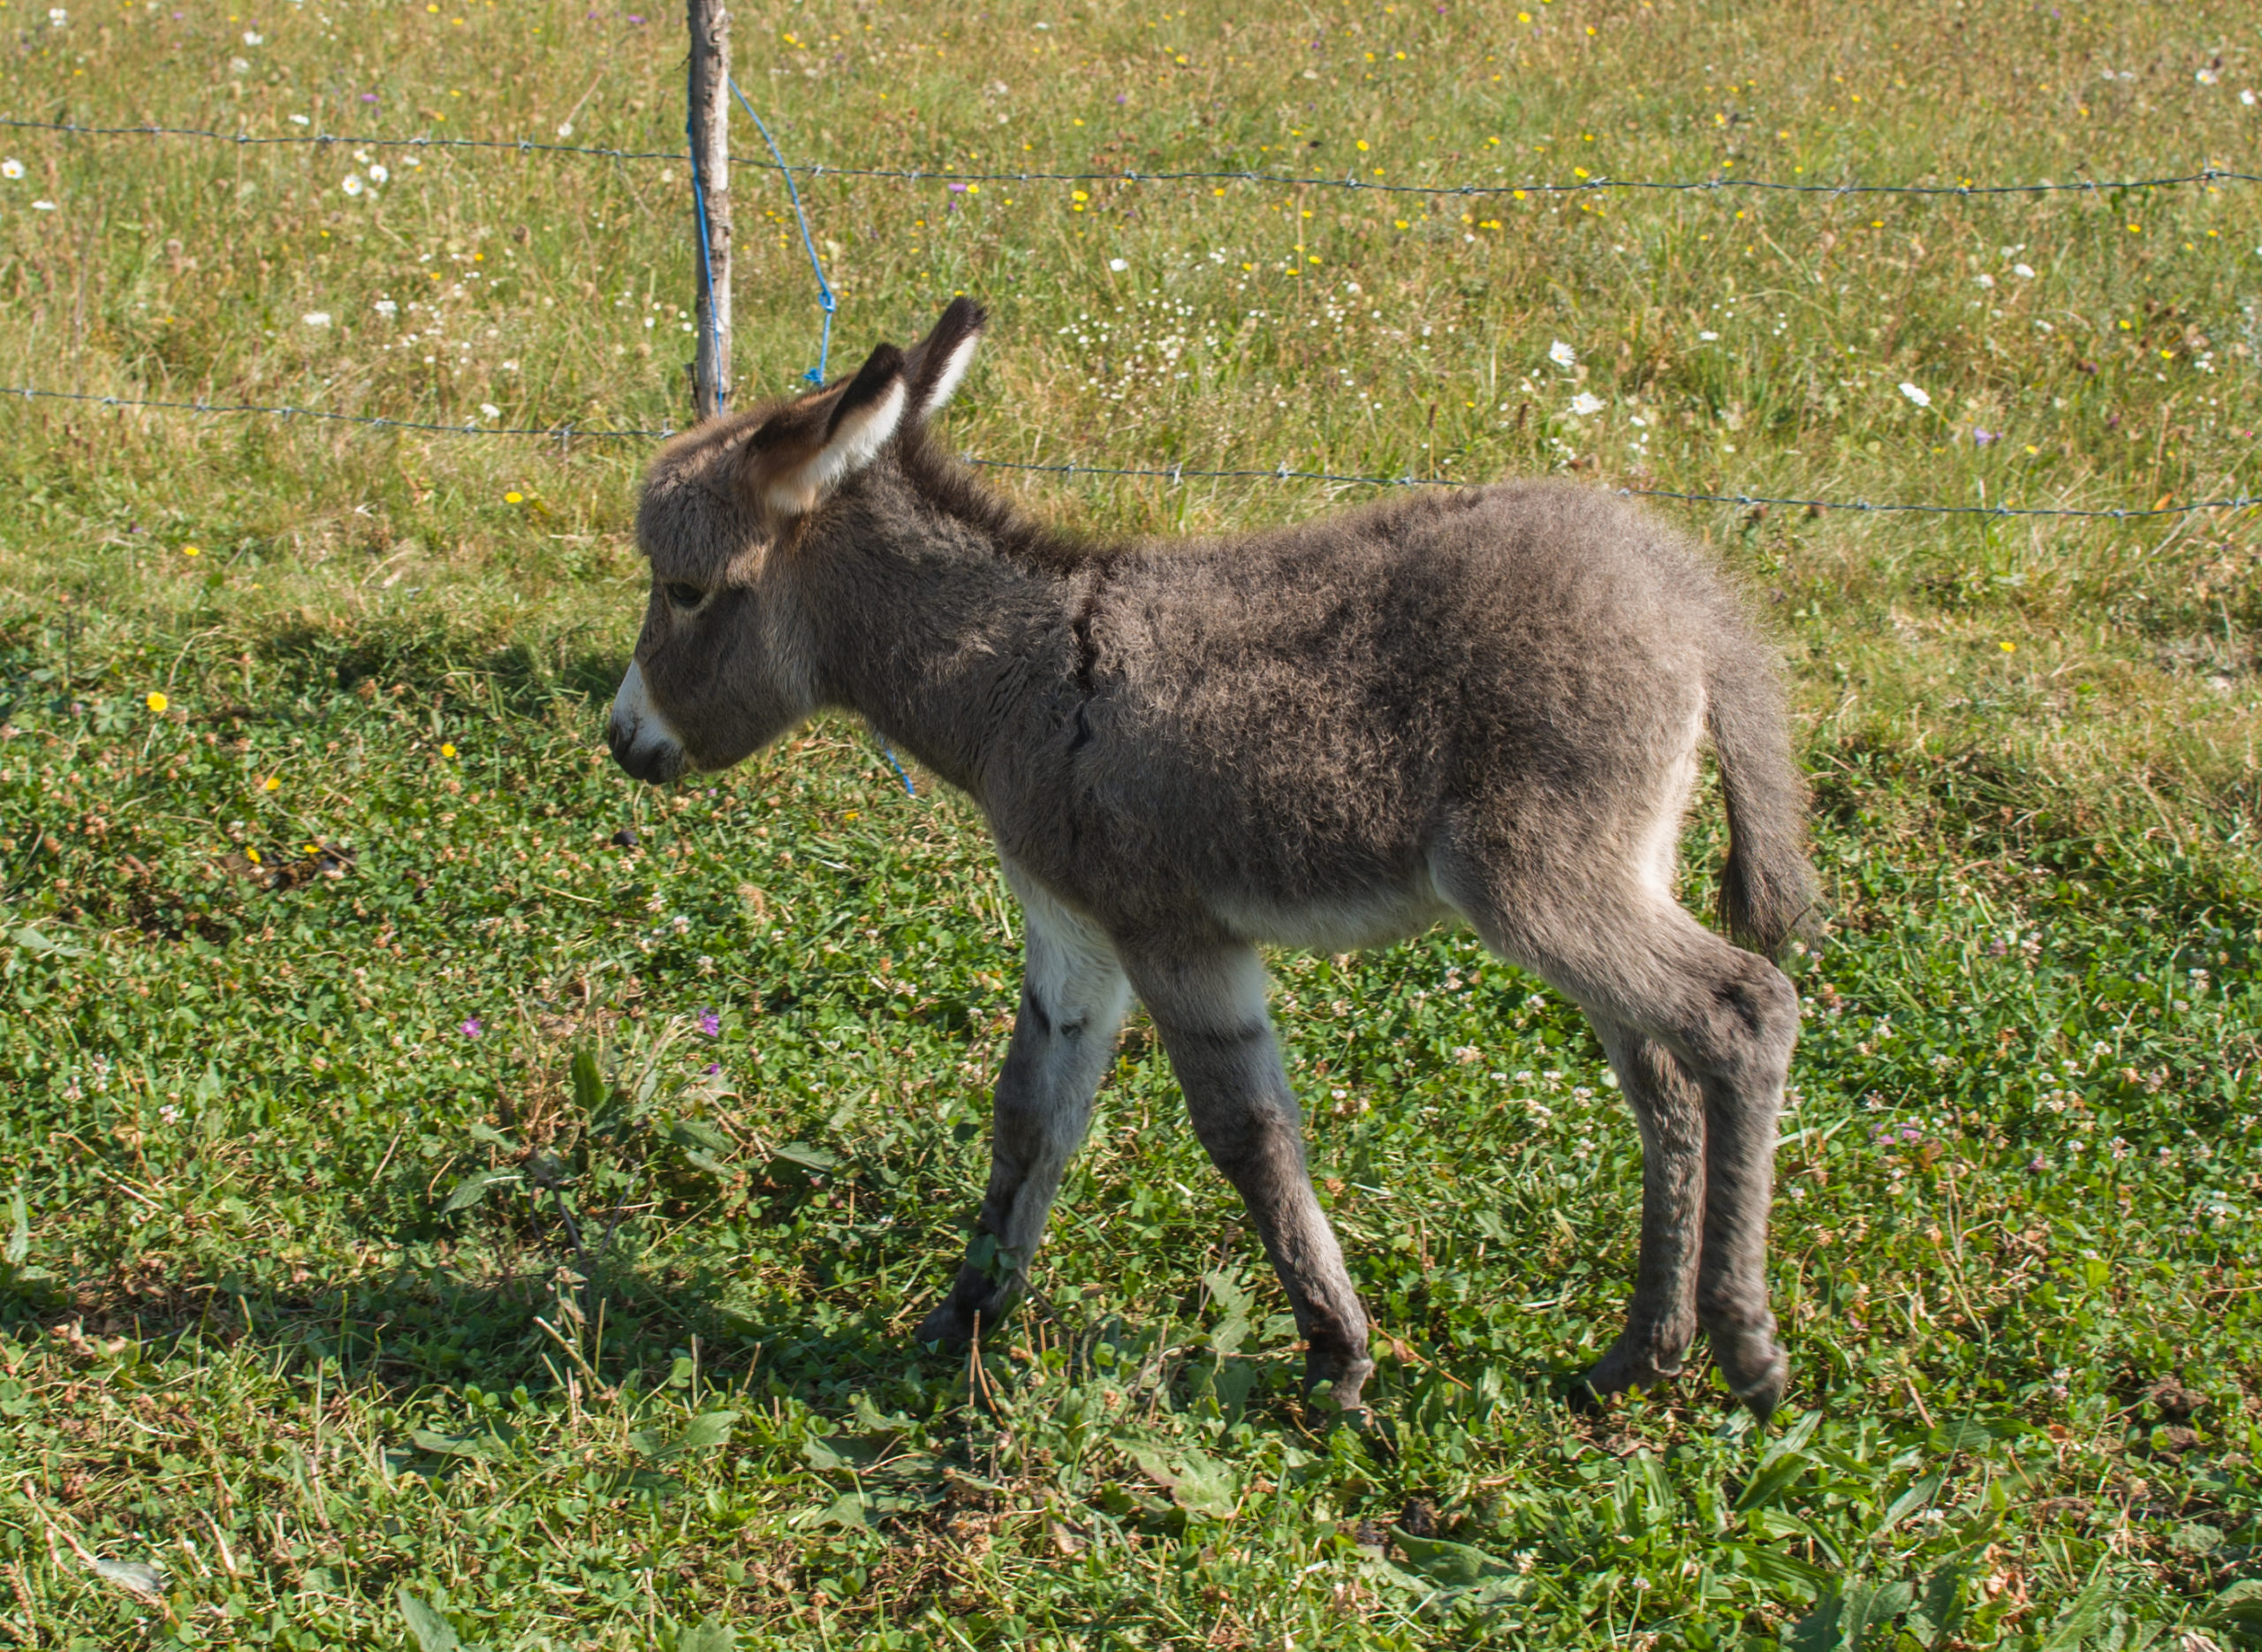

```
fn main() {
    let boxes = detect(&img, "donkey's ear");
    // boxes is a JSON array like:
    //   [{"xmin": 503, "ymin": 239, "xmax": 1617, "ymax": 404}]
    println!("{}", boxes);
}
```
[
  {"xmin": 905, "ymin": 297, "xmax": 986, "ymax": 421},
  {"xmin": 741, "ymin": 342, "xmax": 909, "ymax": 517}
]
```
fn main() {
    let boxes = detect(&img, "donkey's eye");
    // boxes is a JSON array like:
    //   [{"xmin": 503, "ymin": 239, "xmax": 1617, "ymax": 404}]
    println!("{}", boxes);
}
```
[{"xmin": 662, "ymin": 581, "xmax": 706, "ymax": 611}]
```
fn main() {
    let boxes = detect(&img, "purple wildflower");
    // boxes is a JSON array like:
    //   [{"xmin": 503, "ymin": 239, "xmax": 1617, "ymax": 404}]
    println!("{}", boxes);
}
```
[
  {"xmin": 459, "ymin": 1017, "xmax": 483, "ymax": 1039},
  {"xmin": 948, "ymin": 181, "xmax": 968, "ymax": 193},
  {"xmin": 1973, "ymin": 428, "xmax": 1999, "ymax": 446},
  {"xmin": 707, "ymin": 1062, "xmax": 722, "ymax": 1075},
  {"xmin": 361, "ymin": 91, "xmax": 378, "ymax": 102},
  {"xmin": 697, "ymin": 1008, "xmax": 721, "ymax": 1037}
]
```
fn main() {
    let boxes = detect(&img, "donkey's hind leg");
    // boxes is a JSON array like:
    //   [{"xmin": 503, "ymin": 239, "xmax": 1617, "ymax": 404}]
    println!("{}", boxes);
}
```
[
  {"xmin": 1581, "ymin": 1017, "xmax": 1706, "ymax": 1398},
  {"xmin": 1123, "ymin": 943, "xmax": 1377, "ymax": 1412},
  {"xmin": 915, "ymin": 868, "xmax": 1132, "ymax": 1350},
  {"xmin": 1439, "ymin": 856, "xmax": 1799, "ymax": 1419}
]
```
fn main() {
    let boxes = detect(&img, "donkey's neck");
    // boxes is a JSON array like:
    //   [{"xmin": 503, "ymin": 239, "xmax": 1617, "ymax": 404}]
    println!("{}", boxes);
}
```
[{"xmin": 801, "ymin": 463, "xmax": 1097, "ymax": 801}]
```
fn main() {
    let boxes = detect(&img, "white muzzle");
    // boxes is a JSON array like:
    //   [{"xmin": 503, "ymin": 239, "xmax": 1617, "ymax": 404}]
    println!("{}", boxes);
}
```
[{"xmin": 606, "ymin": 659, "xmax": 687, "ymax": 784}]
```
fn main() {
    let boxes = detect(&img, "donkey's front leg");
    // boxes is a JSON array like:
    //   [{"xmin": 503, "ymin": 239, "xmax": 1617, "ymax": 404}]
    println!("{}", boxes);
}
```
[
  {"xmin": 915, "ymin": 875, "xmax": 1131, "ymax": 1350},
  {"xmin": 1127, "ymin": 943, "xmax": 1377, "ymax": 1412}
]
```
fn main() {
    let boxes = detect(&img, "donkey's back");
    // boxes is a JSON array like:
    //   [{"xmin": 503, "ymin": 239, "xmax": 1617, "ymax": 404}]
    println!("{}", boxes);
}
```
[{"xmin": 1036, "ymin": 481, "xmax": 1788, "ymax": 950}]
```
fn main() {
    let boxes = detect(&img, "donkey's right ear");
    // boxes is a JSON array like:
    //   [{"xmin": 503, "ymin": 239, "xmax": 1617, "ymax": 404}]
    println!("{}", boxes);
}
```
[
  {"xmin": 904, "ymin": 297, "xmax": 986, "ymax": 421},
  {"xmin": 740, "ymin": 342, "xmax": 909, "ymax": 518}
]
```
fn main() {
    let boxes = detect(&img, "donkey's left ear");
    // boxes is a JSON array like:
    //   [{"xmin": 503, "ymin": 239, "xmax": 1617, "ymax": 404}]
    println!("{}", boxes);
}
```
[
  {"xmin": 905, "ymin": 297, "xmax": 986, "ymax": 421},
  {"xmin": 741, "ymin": 342, "xmax": 908, "ymax": 517}
]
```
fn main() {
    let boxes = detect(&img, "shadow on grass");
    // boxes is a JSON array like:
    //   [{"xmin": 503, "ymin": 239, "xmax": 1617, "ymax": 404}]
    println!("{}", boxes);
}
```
[
  {"xmin": 0, "ymin": 1244, "xmax": 942, "ymax": 1404},
  {"xmin": 249, "ymin": 611, "xmax": 631, "ymax": 726}
]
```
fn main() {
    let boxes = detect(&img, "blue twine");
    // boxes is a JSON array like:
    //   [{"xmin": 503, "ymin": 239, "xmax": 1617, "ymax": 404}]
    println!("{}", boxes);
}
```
[
  {"xmin": 687, "ymin": 99, "xmax": 726, "ymax": 413},
  {"xmin": 728, "ymin": 75, "xmax": 837, "ymax": 384},
  {"xmin": 727, "ymin": 80, "xmax": 905, "ymax": 797}
]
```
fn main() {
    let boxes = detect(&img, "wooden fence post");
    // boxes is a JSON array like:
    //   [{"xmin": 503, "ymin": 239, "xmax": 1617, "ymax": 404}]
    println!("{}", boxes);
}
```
[{"xmin": 687, "ymin": 0, "xmax": 732, "ymax": 421}]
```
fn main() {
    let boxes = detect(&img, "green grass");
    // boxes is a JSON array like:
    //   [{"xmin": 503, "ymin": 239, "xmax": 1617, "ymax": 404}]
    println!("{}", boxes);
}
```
[{"xmin": 3, "ymin": 0, "xmax": 2262, "ymax": 1646}]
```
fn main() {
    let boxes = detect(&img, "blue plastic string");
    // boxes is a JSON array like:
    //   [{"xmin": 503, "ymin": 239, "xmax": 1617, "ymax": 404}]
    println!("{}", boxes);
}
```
[
  {"xmin": 726, "ymin": 77, "xmax": 838, "ymax": 384},
  {"xmin": 724, "ymin": 83, "xmax": 907, "ymax": 796},
  {"xmin": 687, "ymin": 100, "xmax": 726, "ymax": 413}
]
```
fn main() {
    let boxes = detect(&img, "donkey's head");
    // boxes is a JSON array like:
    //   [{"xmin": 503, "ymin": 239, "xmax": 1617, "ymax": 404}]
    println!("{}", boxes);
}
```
[{"xmin": 607, "ymin": 299, "xmax": 985, "ymax": 784}]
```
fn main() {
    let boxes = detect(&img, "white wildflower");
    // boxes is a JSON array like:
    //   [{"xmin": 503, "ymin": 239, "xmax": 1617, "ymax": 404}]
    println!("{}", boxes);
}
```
[
  {"xmin": 47, "ymin": 5, "xmax": 66, "ymax": 25},
  {"xmin": 1569, "ymin": 390, "xmax": 1606, "ymax": 416},
  {"xmin": 556, "ymin": 121, "xmax": 574, "ymax": 138},
  {"xmin": 1108, "ymin": 257, "xmax": 1128, "ymax": 272},
  {"xmin": 367, "ymin": 163, "xmax": 388, "ymax": 185},
  {"xmin": 1974, "ymin": 272, "xmax": 1994, "ymax": 288},
  {"xmin": 479, "ymin": 403, "xmax": 501, "ymax": 420},
  {"xmin": 341, "ymin": 175, "xmax": 364, "ymax": 196},
  {"xmin": 0, "ymin": 159, "xmax": 22, "ymax": 179},
  {"xmin": 2195, "ymin": 67, "xmax": 2219, "ymax": 87},
  {"xmin": 302, "ymin": 311, "xmax": 332, "ymax": 328},
  {"xmin": 2013, "ymin": 262, "xmax": 2036, "ymax": 279},
  {"xmin": 1899, "ymin": 381, "xmax": 1932, "ymax": 408},
  {"xmin": 1547, "ymin": 339, "xmax": 1576, "ymax": 368},
  {"xmin": 31, "ymin": 200, "xmax": 57, "ymax": 211},
  {"xmin": 373, "ymin": 299, "xmax": 398, "ymax": 316},
  {"xmin": 1697, "ymin": 330, "xmax": 1719, "ymax": 341},
  {"xmin": 242, "ymin": 28, "xmax": 262, "ymax": 43},
  {"xmin": 289, "ymin": 114, "xmax": 310, "ymax": 126}
]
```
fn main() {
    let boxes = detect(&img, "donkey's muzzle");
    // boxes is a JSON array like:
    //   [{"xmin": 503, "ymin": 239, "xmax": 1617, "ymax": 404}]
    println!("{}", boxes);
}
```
[{"xmin": 607, "ymin": 659, "xmax": 687, "ymax": 785}]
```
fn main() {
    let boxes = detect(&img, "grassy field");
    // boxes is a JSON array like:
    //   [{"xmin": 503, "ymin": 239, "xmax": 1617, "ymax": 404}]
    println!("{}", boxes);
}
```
[{"xmin": 4, "ymin": 0, "xmax": 2262, "ymax": 1645}]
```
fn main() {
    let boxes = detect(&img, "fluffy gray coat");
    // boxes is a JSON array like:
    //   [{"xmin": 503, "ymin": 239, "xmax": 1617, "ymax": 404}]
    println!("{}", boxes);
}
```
[{"xmin": 609, "ymin": 299, "xmax": 1817, "ymax": 1418}]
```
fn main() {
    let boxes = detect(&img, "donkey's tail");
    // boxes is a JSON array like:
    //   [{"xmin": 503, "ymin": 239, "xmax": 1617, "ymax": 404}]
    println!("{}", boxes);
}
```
[{"xmin": 1705, "ymin": 641, "xmax": 1818, "ymax": 959}]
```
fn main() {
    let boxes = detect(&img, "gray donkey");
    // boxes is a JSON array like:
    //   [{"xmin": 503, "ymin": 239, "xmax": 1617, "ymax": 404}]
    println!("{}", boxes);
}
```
[{"xmin": 609, "ymin": 299, "xmax": 1816, "ymax": 1419}]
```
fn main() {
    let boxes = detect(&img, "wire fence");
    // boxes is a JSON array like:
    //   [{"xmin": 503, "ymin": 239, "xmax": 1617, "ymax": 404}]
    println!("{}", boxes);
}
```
[
  {"xmin": 4, "ymin": 115, "xmax": 2257, "ymax": 201},
  {"xmin": 10, "ymin": 387, "xmax": 2256, "ymax": 523},
  {"xmin": 4, "ymin": 108, "xmax": 2258, "ymax": 522}
]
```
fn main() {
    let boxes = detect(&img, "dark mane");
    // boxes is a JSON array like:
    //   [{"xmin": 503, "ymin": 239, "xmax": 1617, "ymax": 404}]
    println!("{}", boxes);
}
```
[{"xmin": 893, "ymin": 425, "xmax": 1112, "ymax": 578}]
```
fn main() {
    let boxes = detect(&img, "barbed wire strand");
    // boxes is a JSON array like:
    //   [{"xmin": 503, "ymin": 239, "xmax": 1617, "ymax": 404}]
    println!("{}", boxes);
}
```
[
  {"xmin": 5, "ymin": 386, "xmax": 2254, "ymax": 521},
  {"xmin": 4, "ymin": 116, "xmax": 2255, "ymax": 201},
  {"xmin": 0, "ymin": 384, "xmax": 665, "ymax": 438}
]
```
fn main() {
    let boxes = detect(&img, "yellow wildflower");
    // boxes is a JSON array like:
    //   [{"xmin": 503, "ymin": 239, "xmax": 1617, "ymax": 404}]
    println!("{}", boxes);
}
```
[
  {"xmin": 146, "ymin": 692, "xmax": 169, "ymax": 713},
  {"xmin": 441, "ymin": 742, "xmax": 458, "ymax": 758}
]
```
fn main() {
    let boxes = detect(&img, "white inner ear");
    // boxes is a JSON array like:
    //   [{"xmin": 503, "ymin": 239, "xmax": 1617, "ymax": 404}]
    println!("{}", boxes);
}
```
[
  {"xmin": 919, "ymin": 332, "xmax": 980, "ymax": 418},
  {"xmin": 764, "ymin": 378, "xmax": 907, "ymax": 515}
]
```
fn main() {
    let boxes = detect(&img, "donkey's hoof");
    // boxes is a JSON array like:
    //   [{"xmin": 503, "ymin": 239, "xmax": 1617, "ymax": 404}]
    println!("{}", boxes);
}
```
[
  {"xmin": 1711, "ymin": 1330, "xmax": 1788, "ymax": 1421},
  {"xmin": 914, "ymin": 1300, "xmax": 975, "ymax": 1351},
  {"xmin": 1305, "ymin": 1352, "xmax": 1378, "ymax": 1415},
  {"xmin": 1580, "ymin": 1338, "xmax": 1685, "ymax": 1401}
]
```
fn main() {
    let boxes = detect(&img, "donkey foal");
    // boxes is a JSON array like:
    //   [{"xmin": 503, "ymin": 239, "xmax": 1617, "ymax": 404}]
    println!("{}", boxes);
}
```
[{"xmin": 609, "ymin": 300, "xmax": 1817, "ymax": 1419}]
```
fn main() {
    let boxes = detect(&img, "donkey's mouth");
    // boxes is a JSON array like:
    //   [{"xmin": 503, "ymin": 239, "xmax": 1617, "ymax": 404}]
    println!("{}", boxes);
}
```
[
  {"xmin": 610, "ymin": 729, "xmax": 687, "ymax": 785},
  {"xmin": 607, "ymin": 660, "xmax": 689, "ymax": 785}
]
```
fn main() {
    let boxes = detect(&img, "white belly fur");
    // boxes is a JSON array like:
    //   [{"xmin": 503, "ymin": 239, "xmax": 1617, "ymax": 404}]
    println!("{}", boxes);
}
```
[{"xmin": 1211, "ymin": 877, "xmax": 1455, "ymax": 952}]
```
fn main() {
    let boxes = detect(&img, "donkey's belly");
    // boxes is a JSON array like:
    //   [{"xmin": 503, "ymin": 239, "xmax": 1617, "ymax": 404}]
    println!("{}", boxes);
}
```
[{"xmin": 1210, "ymin": 876, "xmax": 1454, "ymax": 952}]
